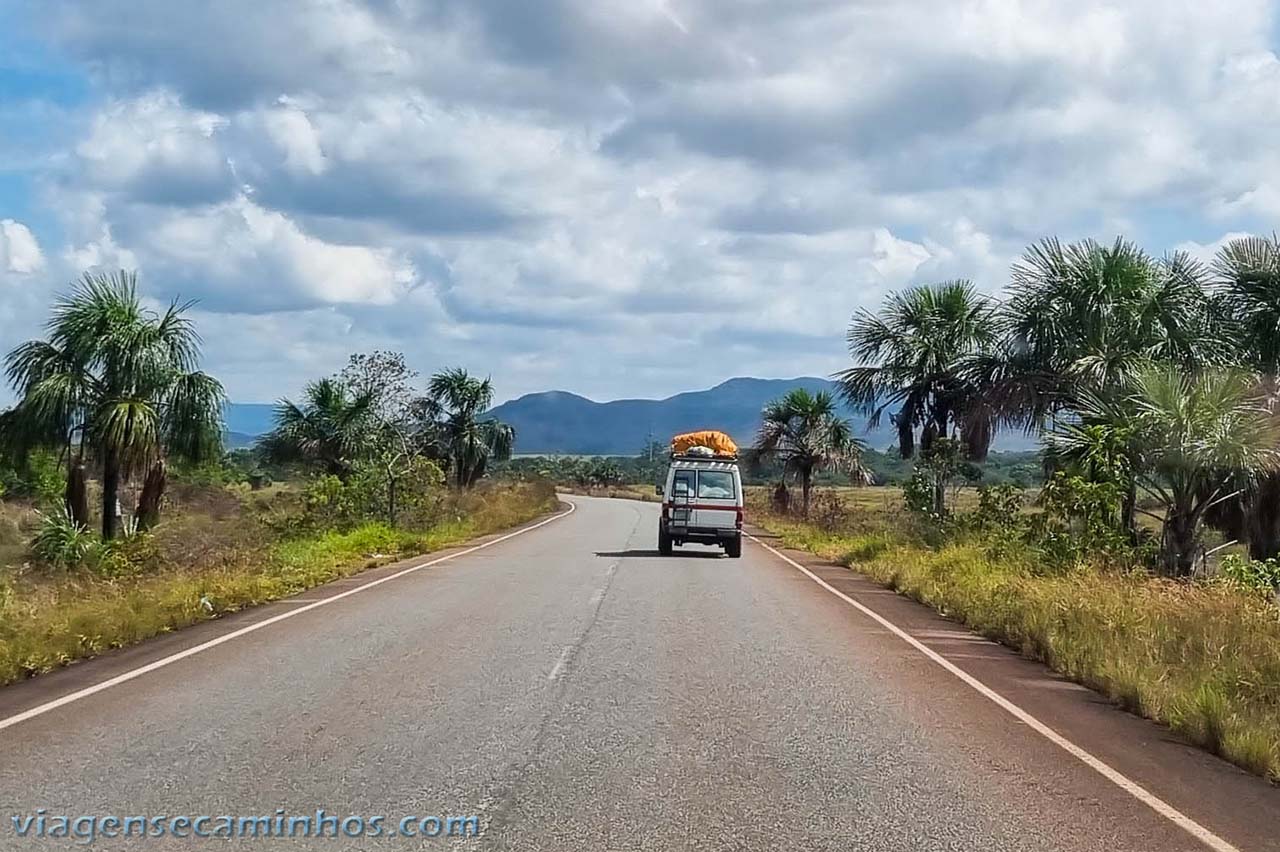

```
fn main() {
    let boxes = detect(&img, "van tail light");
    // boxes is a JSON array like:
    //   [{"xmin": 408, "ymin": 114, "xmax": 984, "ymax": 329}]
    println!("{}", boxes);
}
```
[
  {"xmin": 662, "ymin": 503, "xmax": 669, "ymax": 521},
  {"xmin": 735, "ymin": 507, "xmax": 744, "ymax": 529}
]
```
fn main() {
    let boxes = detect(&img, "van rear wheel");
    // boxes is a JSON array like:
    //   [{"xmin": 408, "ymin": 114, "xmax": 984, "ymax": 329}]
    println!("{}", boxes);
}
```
[
  {"xmin": 725, "ymin": 535, "xmax": 742, "ymax": 559},
  {"xmin": 658, "ymin": 525, "xmax": 673, "ymax": 556}
]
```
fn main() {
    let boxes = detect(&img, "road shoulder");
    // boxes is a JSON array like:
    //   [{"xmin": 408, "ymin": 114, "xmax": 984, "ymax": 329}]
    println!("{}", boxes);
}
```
[
  {"xmin": 0, "ymin": 502, "xmax": 574, "ymax": 728},
  {"xmin": 745, "ymin": 524, "xmax": 1280, "ymax": 852}
]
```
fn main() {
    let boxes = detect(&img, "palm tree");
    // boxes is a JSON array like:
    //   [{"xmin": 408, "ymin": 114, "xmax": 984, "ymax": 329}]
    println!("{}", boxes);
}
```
[
  {"xmin": 757, "ymin": 388, "xmax": 868, "ymax": 516},
  {"xmin": 1213, "ymin": 235, "xmax": 1280, "ymax": 373},
  {"xmin": 3, "ymin": 271, "xmax": 225, "ymax": 538},
  {"xmin": 426, "ymin": 367, "xmax": 515, "ymax": 488},
  {"xmin": 258, "ymin": 378, "xmax": 375, "ymax": 479},
  {"xmin": 997, "ymin": 238, "xmax": 1223, "ymax": 538},
  {"xmin": 1000, "ymin": 238, "xmax": 1221, "ymax": 419},
  {"xmin": 1053, "ymin": 368, "xmax": 1280, "ymax": 576},
  {"xmin": 836, "ymin": 281, "xmax": 998, "ymax": 462},
  {"xmin": 1207, "ymin": 235, "xmax": 1280, "ymax": 558}
]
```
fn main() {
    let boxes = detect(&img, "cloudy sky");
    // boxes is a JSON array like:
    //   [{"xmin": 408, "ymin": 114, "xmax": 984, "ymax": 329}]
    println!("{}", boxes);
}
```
[{"xmin": 1, "ymin": 1, "xmax": 1277, "ymax": 404}]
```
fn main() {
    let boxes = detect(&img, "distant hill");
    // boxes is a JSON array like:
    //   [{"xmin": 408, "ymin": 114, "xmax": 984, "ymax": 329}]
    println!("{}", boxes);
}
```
[
  {"xmin": 225, "ymin": 431, "xmax": 260, "ymax": 450},
  {"xmin": 223, "ymin": 380, "xmax": 1038, "ymax": 456},
  {"xmin": 488, "ymin": 376, "xmax": 1038, "ymax": 455},
  {"xmin": 488, "ymin": 377, "xmax": 841, "ymax": 455}
]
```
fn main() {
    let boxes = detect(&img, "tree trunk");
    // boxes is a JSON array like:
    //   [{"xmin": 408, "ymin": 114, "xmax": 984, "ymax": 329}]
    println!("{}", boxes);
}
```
[
  {"xmin": 65, "ymin": 461, "xmax": 90, "ymax": 528},
  {"xmin": 134, "ymin": 460, "xmax": 166, "ymax": 531},
  {"xmin": 801, "ymin": 468, "xmax": 812, "ymax": 517},
  {"xmin": 387, "ymin": 472, "xmax": 397, "ymax": 527},
  {"xmin": 920, "ymin": 422, "xmax": 938, "ymax": 457},
  {"xmin": 1121, "ymin": 478, "xmax": 1138, "ymax": 545},
  {"xmin": 895, "ymin": 413, "xmax": 915, "ymax": 459},
  {"xmin": 932, "ymin": 471, "xmax": 946, "ymax": 517},
  {"xmin": 102, "ymin": 448, "xmax": 121, "ymax": 540},
  {"xmin": 771, "ymin": 480, "xmax": 790, "ymax": 514},
  {"xmin": 1161, "ymin": 512, "xmax": 1198, "ymax": 577}
]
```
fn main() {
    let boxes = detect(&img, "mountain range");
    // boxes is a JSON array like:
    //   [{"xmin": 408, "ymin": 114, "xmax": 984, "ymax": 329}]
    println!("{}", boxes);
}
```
[
  {"xmin": 487, "ymin": 377, "xmax": 851, "ymax": 454},
  {"xmin": 225, "ymin": 378, "xmax": 1037, "ymax": 455}
]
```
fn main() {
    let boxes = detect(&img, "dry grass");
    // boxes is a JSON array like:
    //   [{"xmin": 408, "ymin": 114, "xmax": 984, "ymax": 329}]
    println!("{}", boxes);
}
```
[
  {"xmin": 0, "ymin": 480, "xmax": 559, "ymax": 686},
  {"xmin": 749, "ymin": 490, "xmax": 1280, "ymax": 782}
]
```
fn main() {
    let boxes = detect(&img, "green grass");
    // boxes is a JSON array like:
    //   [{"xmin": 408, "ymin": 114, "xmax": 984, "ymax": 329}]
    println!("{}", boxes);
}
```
[
  {"xmin": 749, "ymin": 496, "xmax": 1280, "ymax": 782},
  {"xmin": 0, "ymin": 480, "xmax": 559, "ymax": 686}
]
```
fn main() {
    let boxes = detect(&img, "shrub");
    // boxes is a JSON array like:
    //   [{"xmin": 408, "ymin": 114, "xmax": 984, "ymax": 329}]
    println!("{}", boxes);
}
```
[
  {"xmin": 30, "ymin": 509, "xmax": 96, "ymax": 570},
  {"xmin": 1220, "ymin": 554, "xmax": 1280, "ymax": 591},
  {"xmin": 972, "ymin": 483, "xmax": 1024, "ymax": 530},
  {"xmin": 1030, "ymin": 473, "xmax": 1139, "ymax": 571},
  {"xmin": 87, "ymin": 520, "xmax": 156, "ymax": 578},
  {"xmin": 297, "ymin": 457, "xmax": 449, "ymax": 531},
  {"xmin": 968, "ymin": 483, "xmax": 1029, "ymax": 560},
  {"xmin": 390, "ymin": 456, "xmax": 447, "ymax": 526},
  {"xmin": 170, "ymin": 459, "xmax": 239, "ymax": 487},
  {"xmin": 0, "ymin": 450, "xmax": 66, "ymax": 506}
]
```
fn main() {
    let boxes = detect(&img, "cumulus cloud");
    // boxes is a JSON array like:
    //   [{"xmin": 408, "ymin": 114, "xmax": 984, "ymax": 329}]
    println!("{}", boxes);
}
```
[
  {"xmin": 74, "ymin": 92, "xmax": 236, "ymax": 205},
  {"xmin": 117, "ymin": 195, "xmax": 419, "ymax": 311},
  {"xmin": 6, "ymin": 0, "xmax": 1280, "ymax": 404},
  {"xmin": 0, "ymin": 220, "xmax": 45, "ymax": 275},
  {"xmin": 261, "ymin": 98, "xmax": 328, "ymax": 176}
]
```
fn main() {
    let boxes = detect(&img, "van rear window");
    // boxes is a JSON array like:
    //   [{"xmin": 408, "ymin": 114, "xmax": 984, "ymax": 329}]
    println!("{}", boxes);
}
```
[{"xmin": 697, "ymin": 471, "xmax": 736, "ymax": 499}]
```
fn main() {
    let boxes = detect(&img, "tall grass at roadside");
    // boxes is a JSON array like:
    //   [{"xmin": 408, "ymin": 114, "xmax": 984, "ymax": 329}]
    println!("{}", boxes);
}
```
[
  {"xmin": 0, "ymin": 480, "xmax": 559, "ymax": 686},
  {"xmin": 749, "ymin": 498, "xmax": 1280, "ymax": 781}
]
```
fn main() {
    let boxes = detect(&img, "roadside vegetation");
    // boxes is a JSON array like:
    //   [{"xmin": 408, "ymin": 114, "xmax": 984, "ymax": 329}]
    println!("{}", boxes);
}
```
[
  {"xmin": 0, "ymin": 273, "xmax": 555, "ymax": 687},
  {"xmin": 749, "ymin": 234, "xmax": 1280, "ymax": 781}
]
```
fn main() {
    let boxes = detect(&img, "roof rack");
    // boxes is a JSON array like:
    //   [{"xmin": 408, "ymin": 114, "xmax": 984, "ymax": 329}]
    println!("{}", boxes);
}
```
[{"xmin": 669, "ymin": 452, "xmax": 738, "ymax": 462}]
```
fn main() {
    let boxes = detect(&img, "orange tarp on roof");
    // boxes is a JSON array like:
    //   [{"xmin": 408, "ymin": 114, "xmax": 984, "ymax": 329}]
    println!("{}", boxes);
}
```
[{"xmin": 670, "ymin": 430, "xmax": 738, "ymax": 457}]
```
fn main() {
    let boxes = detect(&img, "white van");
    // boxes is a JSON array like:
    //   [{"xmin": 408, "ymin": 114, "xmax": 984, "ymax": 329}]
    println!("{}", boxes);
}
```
[{"xmin": 656, "ymin": 455, "xmax": 744, "ymax": 558}]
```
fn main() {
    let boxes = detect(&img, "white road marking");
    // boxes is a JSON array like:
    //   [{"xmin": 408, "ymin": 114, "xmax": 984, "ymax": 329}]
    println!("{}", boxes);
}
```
[
  {"xmin": 547, "ymin": 646, "xmax": 574, "ymax": 681},
  {"xmin": 0, "ymin": 501, "xmax": 578, "ymax": 734},
  {"xmin": 551, "ymin": 559, "xmax": 618, "ymax": 680},
  {"xmin": 746, "ymin": 533, "xmax": 1241, "ymax": 852}
]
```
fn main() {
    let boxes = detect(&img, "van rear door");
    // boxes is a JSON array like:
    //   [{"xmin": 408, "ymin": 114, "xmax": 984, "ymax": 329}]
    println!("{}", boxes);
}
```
[
  {"xmin": 692, "ymin": 467, "xmax": 738, "ymax": 530},
  {"xmin": 668, "ymin": 467, "xmax": 696, "ymax": 534}
]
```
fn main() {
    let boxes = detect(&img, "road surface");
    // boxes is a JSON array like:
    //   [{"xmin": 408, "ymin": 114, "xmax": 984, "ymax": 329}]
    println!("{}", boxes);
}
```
[{"xmin": 1, "ymin": 495, "xmax": 1277, "ymax": 850}]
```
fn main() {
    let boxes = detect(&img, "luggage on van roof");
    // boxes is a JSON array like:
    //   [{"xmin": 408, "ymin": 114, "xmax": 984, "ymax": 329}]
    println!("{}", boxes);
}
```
[{"xmin": 670, "ymin": 430, "xmax": 738, "ymax": 458}]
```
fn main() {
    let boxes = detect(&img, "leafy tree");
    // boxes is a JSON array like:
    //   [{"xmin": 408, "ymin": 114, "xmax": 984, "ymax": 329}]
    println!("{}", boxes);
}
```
[
  {"xmin": 902, "ymin": 437, "xmax": 979, "ymax": 518},
  {"xmin": 338, "ymin": 351, "xmax": 440, "ymax": 522},
  {"xmin": 425, "ymin": 367, "xmax": 515, "ymax": 488},
  {"xmin": 3, "ymin": 271, "xmax": 225, "ymax": 538},
  {"xmin": 1053, "ymin": 368, "xmax": 1280, "ymax": 576},
  {"xmin": 339, "ymin": 350, "xmax": 418, "ymax": 423},
  {"xmin": 837, "ymin": 281, "xmax": 999, "ymax": 462},
  {"xmin": 757, "ymin": 388, "xmax": 868, "ymax": 516},
  {"xmin": 259, "ymin": 378, "xmax": 375, "ymax": 480}
]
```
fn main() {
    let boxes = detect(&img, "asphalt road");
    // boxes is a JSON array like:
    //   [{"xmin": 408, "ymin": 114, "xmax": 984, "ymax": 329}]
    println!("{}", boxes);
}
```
[{"xmin": 1, "ymin": 495, "xmax": 1277, "ymax": 850}]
